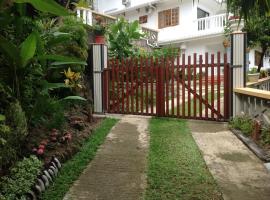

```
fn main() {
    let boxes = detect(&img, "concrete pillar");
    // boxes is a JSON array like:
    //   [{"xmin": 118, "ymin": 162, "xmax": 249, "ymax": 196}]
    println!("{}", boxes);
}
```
[
  {"xmin": 230, "ymin": 31, "xmax": 247, "ymax": 117},
  {"xmin": 90, "ymin": 44, "xmax": 108, "ymax": 113}
]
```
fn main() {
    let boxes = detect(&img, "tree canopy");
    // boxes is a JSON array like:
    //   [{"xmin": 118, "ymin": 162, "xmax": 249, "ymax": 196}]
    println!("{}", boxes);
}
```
[{"xmin": 226, "ymin": 0, "xmax": 270, "ymax": 20}]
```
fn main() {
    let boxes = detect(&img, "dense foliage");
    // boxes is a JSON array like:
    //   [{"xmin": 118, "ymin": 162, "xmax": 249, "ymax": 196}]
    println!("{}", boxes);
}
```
[
  {"xmin": 244, "ymin": 14, "xmax": 270, "ymax": 70},
  {"xmin": 229, "ymin": 115, "xmax": 254, "ymax": 136},
  {"xmin": 226, "ymin": 0, "xmax": 270, "ymax": 20},
  {"xmin": 0, "ymin": 156, "xmax": 43, "ymax": 200},
  {"xmin": 107, "ymin": 17, "xmax": 144, "ymax": 59},
  {"xmin": 227, "ymin": 0, "xmax": 270, "ymax": 70},
  {"xmin": 0, "ymin": 0, "xmax": 88, "ymax": 173}
]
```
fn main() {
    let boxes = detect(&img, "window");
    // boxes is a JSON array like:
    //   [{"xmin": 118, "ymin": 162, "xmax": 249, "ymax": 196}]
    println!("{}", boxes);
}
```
[
  {"xmin": 197, "ymin": 8, "xmax": 209, "ymax": 19},
  {"xmin": 158, "ymin": 7, "xmax": 179, "ymax": 29},
  {"xmin": 139, "ymin": 15, "xmax": 148, "ymax": 24}
]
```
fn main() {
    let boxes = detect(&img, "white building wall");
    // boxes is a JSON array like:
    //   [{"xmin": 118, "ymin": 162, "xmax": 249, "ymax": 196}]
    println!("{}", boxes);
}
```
[{"xmin": 249, "ymin": 47, "xmax": 270, "ymax": 69}]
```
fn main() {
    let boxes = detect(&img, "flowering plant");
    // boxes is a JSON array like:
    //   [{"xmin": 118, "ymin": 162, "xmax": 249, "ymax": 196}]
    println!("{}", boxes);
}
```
[{"xmin": 63, "ymin": 67, "xmax": 82, "ymax": 89}]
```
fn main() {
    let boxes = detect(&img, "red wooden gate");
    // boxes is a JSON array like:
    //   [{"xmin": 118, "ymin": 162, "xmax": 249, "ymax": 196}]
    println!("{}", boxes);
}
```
[{"xmin": 103, "ymin": 52, "xmax": 230, "ymax": 121}]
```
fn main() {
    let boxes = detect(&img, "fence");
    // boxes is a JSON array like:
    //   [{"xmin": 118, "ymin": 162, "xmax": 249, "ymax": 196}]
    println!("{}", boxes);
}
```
[{"xmin": 103, "ymin": 52, "xmax": 230, "ymax": 121}]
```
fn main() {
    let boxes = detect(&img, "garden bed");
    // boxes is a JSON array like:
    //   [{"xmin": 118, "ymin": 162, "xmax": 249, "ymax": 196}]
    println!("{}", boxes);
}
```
[
  {"xmin": 229, "ymin": 115, "xmax": 270, "ymax": 162},
  {"xmin": 230, "ymin": 128, "xmax": 270, "ymax": 162}
]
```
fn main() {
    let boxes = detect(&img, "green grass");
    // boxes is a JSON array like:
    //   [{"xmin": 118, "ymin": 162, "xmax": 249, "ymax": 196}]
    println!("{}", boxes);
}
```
[
  {"xmin": 145, "ymin": 118, "xmax": 222, "ymax": 200},
  {"xmin": 41, "ymin": 118, "xmax": 119, "ymax": 200}
]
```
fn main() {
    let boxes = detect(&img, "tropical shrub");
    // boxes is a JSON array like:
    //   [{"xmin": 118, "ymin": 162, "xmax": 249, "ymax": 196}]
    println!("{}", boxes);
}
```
[
  {"xmin": 261, "ymin": 126, "xmax": 270, "ymax": 145},
  {"xmin": 0, "ymin": 83, "xmax": 29, "ymax": 170},
  {"xmin": 0, "ymin": 0, "xmax": 88, "ymax": 170},
  {"xmin": 229, "ymin": 115, "xmax": 253, "ymax": 136},
  {"xmin": 107, "ymin": 17, "xmax": 144, "ymax": 59},
  {"xmin": 0, "ymin": 156, "xmax": 43, "ymax": 200}
]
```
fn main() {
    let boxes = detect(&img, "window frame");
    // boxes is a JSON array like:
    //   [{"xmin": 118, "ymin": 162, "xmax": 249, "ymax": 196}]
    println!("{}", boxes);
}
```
[
  {"xmin": 158, "ymin": 7, "xmax": 179, "ymax": 29},
  {"xmin": 139, "ymin": 15, "xmax": 148, "ymax": 24}
]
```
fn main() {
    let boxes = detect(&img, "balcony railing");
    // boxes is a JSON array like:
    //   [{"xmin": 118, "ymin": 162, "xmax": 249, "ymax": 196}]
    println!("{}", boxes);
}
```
[
  {"xmin": 76, "ymin": 7, "xmax": 158, "ymax": 48},
  {"xmin": 194, "ymin": 14, "xmax": 227, "ymax": 32},
  {"xmin": 247, "ymin": 77, "xmax": 270, "ymax": 91},
  {"xmin": 141, "ymin": 26, "xmax": 158, "ymax": 47},
  {"xmin": 76, "ymin": 7, "xmax": 116, "ymax": 26}
]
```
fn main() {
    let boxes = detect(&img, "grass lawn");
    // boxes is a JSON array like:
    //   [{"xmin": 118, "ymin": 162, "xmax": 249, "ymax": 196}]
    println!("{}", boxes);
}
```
[
  {"xmin": 145, "ymin": 118, "xmax": 223, "ymax": 200},
  {"xmin": 41, "ymin": 118, "xmax": 118, "ymax": 200}
]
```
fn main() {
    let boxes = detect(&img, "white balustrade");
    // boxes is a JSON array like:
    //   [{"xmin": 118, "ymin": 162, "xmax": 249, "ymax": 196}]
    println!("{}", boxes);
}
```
[
  {"xmin": 194, "ymin": 14, "xmax": 227, "ymax": 32},
  {"xmin": 76, "ymin": 7, "xmax": 93, "ymax": 26}
]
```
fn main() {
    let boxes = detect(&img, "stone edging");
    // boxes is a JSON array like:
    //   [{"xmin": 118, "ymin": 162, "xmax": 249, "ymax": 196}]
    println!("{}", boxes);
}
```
[{"xmin": 230, "ymin": 128, "xmax": 270, "ymax": 162}]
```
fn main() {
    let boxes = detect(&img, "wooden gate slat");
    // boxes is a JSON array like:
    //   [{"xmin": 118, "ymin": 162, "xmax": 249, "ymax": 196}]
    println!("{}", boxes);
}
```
[
  {"xmin": 205, "ymin": 53, "xmax": 209, "ymax": 119},
  {"xmin": 199, "ymin": 55, "xmax": 203, "ymax": 118},
  {"xmin": 107, "ymin": 60, "xmax": 111, "ymax": 113},
  {"xmin": 188, "ymin": 56, "xmax": 191, "ymax": 117},
  {"xmin": 217, "ymin": 52, "xmax": 221, "ymax": 120},
  {"xmin": 166, "ymin": 57, "xmax": 169, "ymax": 116},
  {"xmin": 126, "ymin": 58, "xmax": 130, "ymax": 113},
  {"xmin": 171, "ymin": 57, "xmax": 175, "ymax": 116},
  {"xmin": 177, "ymin": 56, "xmax": 180, "ymax": 117},
  {"xmin": 193, "ymin": 53, "xmax": 197, "ymax": 117},
  {"xmin": 116, "ymin": 59, "xmax": 120, "ymax": 113},
  {"xmin": 131, "ymin": 58, "xmax": 134, "ymax": 114},
  {"xmin": 211, "ymin": 54, "xmax": 215, "ymax": 119},
  {"xmin": 140, "ymin": 57, "xmax": 144, "ymax": 114},
  {"xmin": 135, "ymin": 58, "xmax": 139, "ymax": 114},
  {"xmin": 146, "ymin": 57, "xmax": 149, "ymax": 114},
  {"xmin": 111, "ymin": 59, "xmax": 115, "ymax": 112},
  {"xmin": 150, "ymin": 57, "xmax": 154, "ymax": 115},
  {"xmin": 224, "ymin": 54, "xmax": 229, "ymax": 119},
  {"xmin": 121, "ymin": 59, "xmax": 125, "ymax": 113},
  {"xmin": 182, "ymin": 55, "xmax": 186, "ymax": 117}
]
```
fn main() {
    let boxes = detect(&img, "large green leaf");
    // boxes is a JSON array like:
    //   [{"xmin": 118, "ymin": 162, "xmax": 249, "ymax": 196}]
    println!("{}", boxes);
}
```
[
  {"xmin": 20, "ymin": 32, "xmax": 37, "ymax": 67},
  {"xmin": 37, "ymin": 55, "xmax": 84, "ymax": 62},
  {"xmin": 0, "ymin": 35, "xmax": 20, "ymax": 65},
  {"xmin": 50, "ymin": 61, "xmax": 87, "ymax": 66},
  {"xmin": 47, "ymin": 34, "xmax": 71, "ymax": 48},
  {"xmin": 41, "ymin": 82, "xmax": 68, "ymax": 94},
  {"xmin": 0, "ymin": 114, "xmax": 5, "ymax": 122},
  {"xmin": 14, "ymin": 0, "xmax": 69, "ymax": 16},
  {"xmin": 60, "ymin": 96, "xmax": 86, "ymax": 101}
]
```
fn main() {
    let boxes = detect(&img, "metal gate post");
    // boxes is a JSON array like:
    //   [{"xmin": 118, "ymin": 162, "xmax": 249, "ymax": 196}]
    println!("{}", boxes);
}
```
[
  {"xmin": 90, "ymin": 44, "xmax": 108, "ymax": 113},
  {"xmin": 230, "ymin": 29, "xmax": 247, "ymax": 117}
]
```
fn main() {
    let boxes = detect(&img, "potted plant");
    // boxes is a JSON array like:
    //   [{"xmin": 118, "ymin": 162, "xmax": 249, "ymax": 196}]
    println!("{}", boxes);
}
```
[
  {"xmin": 248, "ymin": 67, "xmax": 260, "ymax": 82},
  {"xmin": 229, "ymin": 15, "xmax": 244, "ymax": 32},
  {"xmin": 93, "ymin": 17, "xmax": 107, "ymax": 44}
]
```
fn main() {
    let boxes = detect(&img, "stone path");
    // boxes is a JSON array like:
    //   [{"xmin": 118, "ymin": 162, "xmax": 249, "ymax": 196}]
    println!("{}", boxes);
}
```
[
  {"xmin": 188, "ymin": 120, "xmax": 270, "ymax": 200},
  {"xmin": 64, "ymin": 115, "xmax": 150, "ymax": 200}
]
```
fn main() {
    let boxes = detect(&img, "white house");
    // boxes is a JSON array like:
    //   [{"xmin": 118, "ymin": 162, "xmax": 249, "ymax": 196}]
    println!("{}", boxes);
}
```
[{"xmin": 93, "ymin": 0, "xmax": 269, "ymax": 68}]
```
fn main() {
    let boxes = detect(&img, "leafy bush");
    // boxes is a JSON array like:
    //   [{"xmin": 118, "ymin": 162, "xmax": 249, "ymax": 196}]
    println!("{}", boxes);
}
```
[
  {"xmin": 260, "ymin": 69, "xmax": 268, "ymax": 78},
  {"xmin": 30, "ymin": 96, "xmax": 65, "ymax": 130},
  {"xmin": 261, "ymin": 126, "xmax": 270, "ymax": 145},
  {"xmin": 107, "ymin": 17, "xmax": 144, "ymax": 59},
  {"xmin": 229, "ymin": 115, "xmax": 253, "ymax": 136},
  {"xmin": 0, "ymin": 156, "xmax": 43, "ymax": 200},
  {"xmin": 0, "ymin": 96, "xmax": 28, "ymax": 169}
]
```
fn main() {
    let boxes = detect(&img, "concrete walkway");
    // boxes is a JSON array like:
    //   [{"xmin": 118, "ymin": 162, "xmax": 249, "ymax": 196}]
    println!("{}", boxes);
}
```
[
  {"xmin": 64, "ymin": 115, "xmax": 149, "ymax": 200},
  {"xmin": 188, "ymin": 120, "xmax": 270, "ymax": 200}
]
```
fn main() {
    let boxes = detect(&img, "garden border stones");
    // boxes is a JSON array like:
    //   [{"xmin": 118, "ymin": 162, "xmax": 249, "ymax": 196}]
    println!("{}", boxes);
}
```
[
  {"xmin": 230, "ymin": 128, "xmax": 270, "ymax": 162},
  {"xmin": 27, "ymin": 156, "xmax": 62, "ymax": 200}
]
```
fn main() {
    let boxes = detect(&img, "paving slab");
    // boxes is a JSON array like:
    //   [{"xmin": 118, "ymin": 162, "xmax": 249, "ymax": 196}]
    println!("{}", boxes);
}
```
[
  {"xmin": 188, "ymin": 120, "xmax": 270, "ymax": 200},
  {"xmin": 64, "ymin": 115, "xmax": 149, "ymax": 200}
]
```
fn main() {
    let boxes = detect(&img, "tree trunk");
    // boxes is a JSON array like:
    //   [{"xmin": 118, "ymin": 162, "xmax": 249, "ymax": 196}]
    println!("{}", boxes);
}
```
[{"xmin": 258, "ymin": 46, "xmax": 267, "ymax": 72}]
